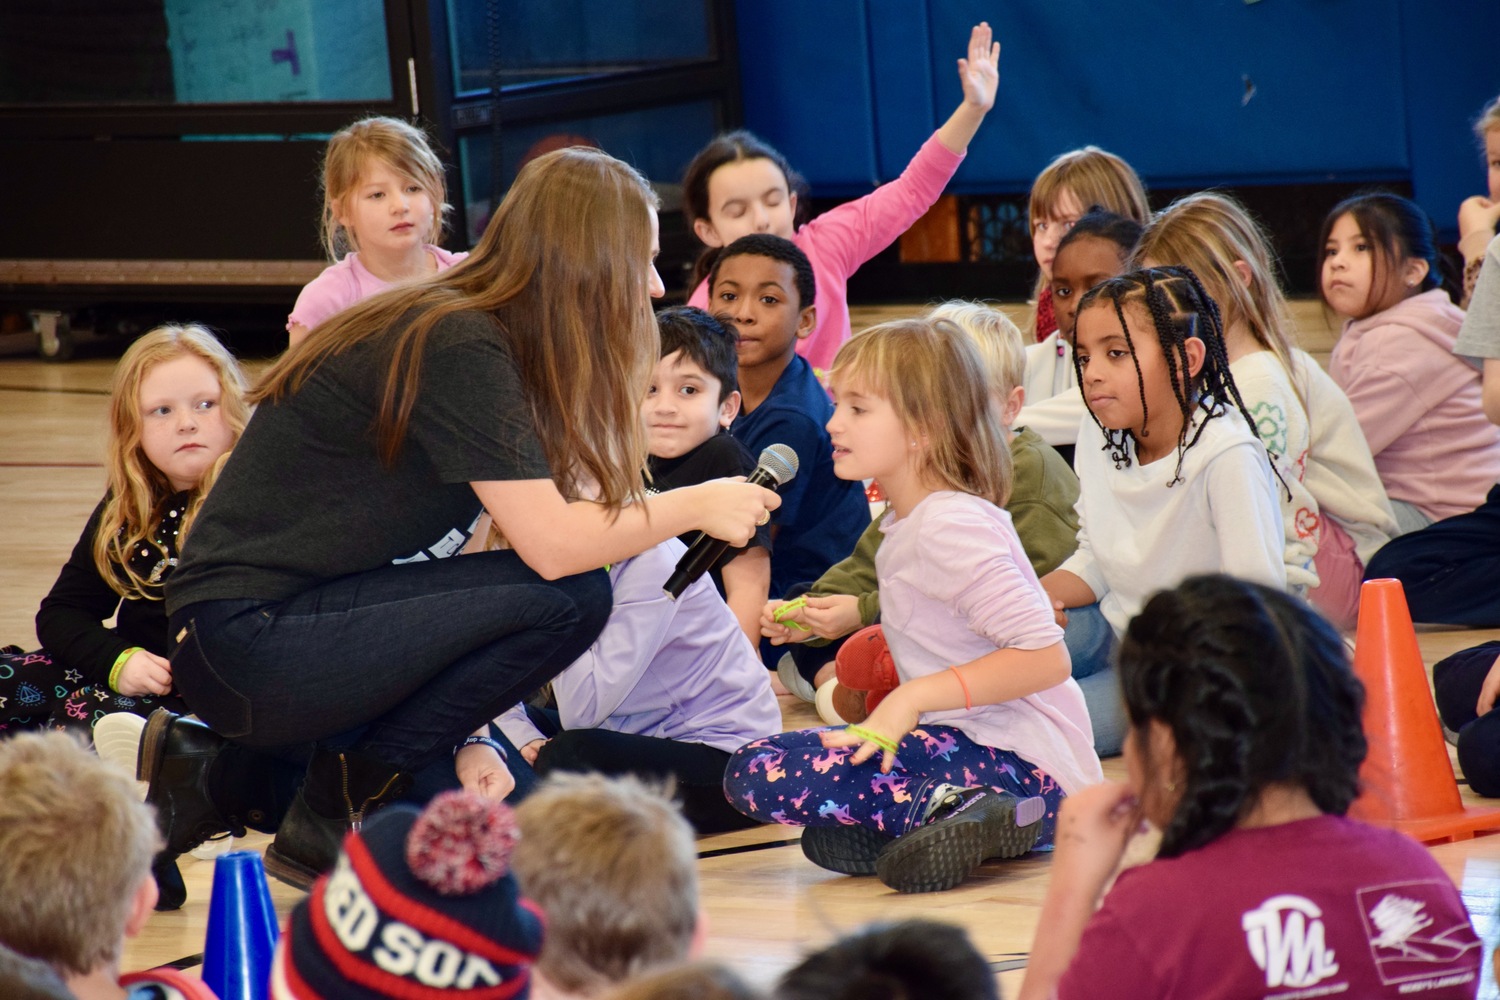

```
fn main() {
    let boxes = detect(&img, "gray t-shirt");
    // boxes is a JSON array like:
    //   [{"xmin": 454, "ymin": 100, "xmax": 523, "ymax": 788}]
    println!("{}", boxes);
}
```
[
  {"xmin": 167, "ymin": 310, "xmax": 550, "ymax": 614},
  {"xmin": 1455, "ymin": 233, "xmax": 1500, "ymax": 364}
]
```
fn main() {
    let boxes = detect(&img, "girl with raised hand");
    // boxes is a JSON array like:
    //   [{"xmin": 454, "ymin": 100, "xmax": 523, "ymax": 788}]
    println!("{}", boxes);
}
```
[
  {"xmin": 1041, "ymin": 267, "xmax": 1286, "ymax": 755},
  {"xmin": 287, "ymin": 116, "xmax": 467, "ymax": 347},
  {"xmin": 155, "ymin": 147, "xmax": 777, "ymax": 891},
  {"xmin": 682, "ymin": 23, "xmax": 1000, "ymax": 375},
  {"xmin": 1019, "ymin": 574, "xmax": 1482, "ymax": 1000},
  {"xmin": 1320, "ymin": 191, "xmax": 1500, "ymax": 533},
  {"xmin": 726, "ymin": 317, "xmax": 1099, "ymax": 894}
]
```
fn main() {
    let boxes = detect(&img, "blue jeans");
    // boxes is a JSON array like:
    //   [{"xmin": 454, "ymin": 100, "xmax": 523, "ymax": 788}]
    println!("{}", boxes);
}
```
[
  {"xmin": 168, "ymin": 549, "xmax": 610, "ymax": 774},
  {"xmin": 1063, "ymin": 604, "xmax": 1125, "ymax": 757}
]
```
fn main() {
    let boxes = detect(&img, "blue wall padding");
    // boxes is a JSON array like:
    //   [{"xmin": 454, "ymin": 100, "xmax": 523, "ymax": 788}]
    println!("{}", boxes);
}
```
[
  {"xmin": 735, "ymin": 0, "xmax": 1492, "ymax": 232},
  {"xmin": 735, "ymin": 1, "xmax": 879, "ymax": 190},
  {"xmin": 1397, "ymin": 0, "xmax": 1500, "ymax": 240}
]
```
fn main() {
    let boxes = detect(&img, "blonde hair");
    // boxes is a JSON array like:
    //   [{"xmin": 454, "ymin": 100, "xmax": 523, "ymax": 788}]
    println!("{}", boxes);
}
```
[
  {"xmin": 257, "ymin": 146, "xmax": 659, "ymax": 509},
  {"xmin": 95, "ymin": 325, "xmax": 250, "ymax": 600},
  {"xmin": 0, "ymin": 733, "xmax": 161, "ymax": 976},
  {"xmin": 1474, "ymin": 93, "xmax": 1500, "ymax": 145},
  {"xmin": 512, "ymin": 774, "xmax": 699, "ymax": 994},
  {"xmin": 1027, "ymin": 146, "xmax": 1150, "ymax": 339},
  {"xmin": 830, "ymin": 318, "xmax": 1012, "ymax": 508},
  {"xmin": 1133, "ymin": 192, "xmax": 1305, "ymax": 410},
  {"xmin": 319, "ymin": 116, "xmax": 450, "ymax": 260},
  {"xmin": 926, "ymin": 300, "xmax": 1025, "ymax": 400}
]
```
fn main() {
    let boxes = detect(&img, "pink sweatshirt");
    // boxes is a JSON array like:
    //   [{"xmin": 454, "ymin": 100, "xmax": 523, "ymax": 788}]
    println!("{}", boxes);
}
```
[
  {"xmin": 1329, "ymin": 289, "xmax": 1500, "ymax": 521},
  {"xmin": 690, "ymin": 133, "xmax": 965, "ymax": 373}
]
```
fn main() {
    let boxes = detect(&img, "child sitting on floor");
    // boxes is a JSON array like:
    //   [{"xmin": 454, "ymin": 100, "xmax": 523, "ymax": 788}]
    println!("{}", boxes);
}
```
[
  {"xmin": 726, "ymin": 317, "xmax": 1100, "ymax": 894},
  {"xmin": 1018, "ymin": 574, "xmax": 1482, "ymax": 1000},
  {"xmin": 644, "ymin": 306, "xmax": 772, "ymax": 646},
  {"xmin": 765, "ymin": 301, "xmax": 1078, "ymax": 716},
  {"xmin": 0, "ymin": 732, "xmax": 219, "ymax": 1000},
  {"xmin": 511, "ymin": 774, "xmax": 703, "ymax": 1000}
]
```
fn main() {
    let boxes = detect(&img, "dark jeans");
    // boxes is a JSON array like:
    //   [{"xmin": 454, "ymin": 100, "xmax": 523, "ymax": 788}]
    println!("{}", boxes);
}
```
[
  {"xmin": 1364, "ymin": 484, "xmax": 1500, "ymax": 627},
  {"xmin": 168, "ymin": 549, "xmax": 611, "ymax": 774},
  {"xmin": 1433, "ymin": 640, "xmax": 1500, "ymax": 797},
  {"xmin": 516, "ymin": 705, "xmax": 753, "ymax": 834}
]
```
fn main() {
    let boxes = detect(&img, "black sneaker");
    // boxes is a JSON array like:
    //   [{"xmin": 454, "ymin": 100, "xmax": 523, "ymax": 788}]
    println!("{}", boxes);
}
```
[
  {"xmin": 875, "ymin": 787, "xmax": 1045, "ymax": 893},
  {"xmin": 800, "ymin": 824, "xmax": 896, "ymax": 875}
]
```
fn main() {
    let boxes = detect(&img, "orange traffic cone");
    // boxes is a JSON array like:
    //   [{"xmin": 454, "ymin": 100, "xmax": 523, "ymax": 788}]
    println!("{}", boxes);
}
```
[{"xmin": 1348, "ymin": 578, "xmax": 1500, "ymax": 843}]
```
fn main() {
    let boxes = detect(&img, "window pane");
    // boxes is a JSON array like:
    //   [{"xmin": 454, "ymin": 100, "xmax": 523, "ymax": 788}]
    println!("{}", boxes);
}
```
[
  {"xmin": 0, "ymin": 0, "xmax": 393, "ymax": 106},
  {"xmin": 458, "ymin": 100, "xmax": 717, "ymax": 244},
  {"xmin": 446, "ymin": 0, "xmax": 711, "ymax": 94}
]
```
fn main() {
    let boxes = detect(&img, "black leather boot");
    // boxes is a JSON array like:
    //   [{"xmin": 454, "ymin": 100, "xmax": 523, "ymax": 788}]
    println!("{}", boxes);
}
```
[
  {"xmin": 140, "ymin": 709, "xmax": 244, "ymax": 855},
  {"xmin": 264, "ymin": 747, "xmax": 411, "ymax": 891}
]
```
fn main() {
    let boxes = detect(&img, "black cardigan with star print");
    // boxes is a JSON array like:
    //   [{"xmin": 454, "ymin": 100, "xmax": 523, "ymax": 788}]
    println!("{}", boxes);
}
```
[{"xmin": 33, "ymin": 492, "xmax": 188, "ymax": 691}]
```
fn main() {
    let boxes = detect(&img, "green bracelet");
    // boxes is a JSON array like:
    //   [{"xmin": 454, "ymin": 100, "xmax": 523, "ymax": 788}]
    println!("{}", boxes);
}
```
[
  {"xmin": 772, "ymin": 595, "xmax": 812, "ymax": 631},
  {"xmin": 845, "ymin": 724, "xmax": 899, "ymax": 756},
  {"xmin": 108, "ymin": 647, "xmax": 142, "ymax": 692}
]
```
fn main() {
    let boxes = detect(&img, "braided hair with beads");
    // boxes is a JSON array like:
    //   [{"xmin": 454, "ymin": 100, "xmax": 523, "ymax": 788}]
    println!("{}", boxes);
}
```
[
  {"xmin": 1072, "ymin": 265, "xmax": 1271, "ymax": 489},
  {"xmin": 1117, "ymin": 574, "xmax": 1367, "ymax": 858}
]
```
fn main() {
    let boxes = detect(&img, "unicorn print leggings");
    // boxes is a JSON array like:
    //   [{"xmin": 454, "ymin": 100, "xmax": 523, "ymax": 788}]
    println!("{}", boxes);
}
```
[{"xmin": 723, "ymin": 724, "xmax": 1064, "ymax": 848}]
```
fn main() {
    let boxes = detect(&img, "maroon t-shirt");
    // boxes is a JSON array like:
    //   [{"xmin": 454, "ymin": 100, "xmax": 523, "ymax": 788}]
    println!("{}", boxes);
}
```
[{"xmin": 1058, "ymin": 815, "xmax": 1481, "ymax": 1000}]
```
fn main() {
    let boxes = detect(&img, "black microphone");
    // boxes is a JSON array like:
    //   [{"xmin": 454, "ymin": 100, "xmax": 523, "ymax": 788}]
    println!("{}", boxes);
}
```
[{"xmin": 664, "ymin": 444, "xmax": 799, "ymax": 600}]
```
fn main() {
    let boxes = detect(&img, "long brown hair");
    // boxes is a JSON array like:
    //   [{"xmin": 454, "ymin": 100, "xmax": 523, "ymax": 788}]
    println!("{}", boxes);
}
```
[
  {"xmin": 95, "ymin": 325, "xmax": 250, "ymax": 599},
  {"xmin": 255, "ymin": 146, "xmax": 660, "ymax": 511}
]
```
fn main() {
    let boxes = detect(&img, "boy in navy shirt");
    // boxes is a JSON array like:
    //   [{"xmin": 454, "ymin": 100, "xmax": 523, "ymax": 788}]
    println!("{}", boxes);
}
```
[{"xmin": 709, "ymin": 235, "xmax": 870, "ymax": 663}]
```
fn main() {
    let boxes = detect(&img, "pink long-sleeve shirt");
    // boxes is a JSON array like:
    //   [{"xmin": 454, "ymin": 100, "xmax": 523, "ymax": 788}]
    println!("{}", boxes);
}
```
[
  {"xmin": 1329, "ymin": 290, "xmax": 1500, "ymax": 521},
  {"xmin": 690, "ymin": 133, "xmax": 965, "ymax": 373}
]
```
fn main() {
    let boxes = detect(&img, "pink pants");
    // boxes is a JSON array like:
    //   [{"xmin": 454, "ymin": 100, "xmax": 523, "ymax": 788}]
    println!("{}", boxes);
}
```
[{"xmin": 1308, "ymin": 518, "xmax": 1363, "ymax": 632}]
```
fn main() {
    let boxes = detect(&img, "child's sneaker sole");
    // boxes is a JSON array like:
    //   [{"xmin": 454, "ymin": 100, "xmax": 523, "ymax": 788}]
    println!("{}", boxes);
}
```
[
  {"xmin": 800, "ymin": 824, "xmax": 895, "ymax": 875},
  {"xmin": 875, "ymin": 794, "xmax": 1045, "ymax": 894}
]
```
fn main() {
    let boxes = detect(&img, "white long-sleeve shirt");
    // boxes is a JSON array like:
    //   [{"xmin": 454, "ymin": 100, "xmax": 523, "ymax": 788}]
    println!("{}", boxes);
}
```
[{"xmin": 1059, "ymin": 408, "xmax": 1287, "ymax": 638}]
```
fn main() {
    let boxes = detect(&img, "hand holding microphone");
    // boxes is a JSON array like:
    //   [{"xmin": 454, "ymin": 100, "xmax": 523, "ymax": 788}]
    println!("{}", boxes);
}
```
[{"xmin": 664, "ymin": 444, "xmax": 799, "ymax": 599}]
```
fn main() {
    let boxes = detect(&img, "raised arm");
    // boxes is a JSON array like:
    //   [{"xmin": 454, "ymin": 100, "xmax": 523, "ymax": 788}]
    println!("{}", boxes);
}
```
[{"xmin": 935, "ymin": 21, "xmax": 1001, "ymax": 155}]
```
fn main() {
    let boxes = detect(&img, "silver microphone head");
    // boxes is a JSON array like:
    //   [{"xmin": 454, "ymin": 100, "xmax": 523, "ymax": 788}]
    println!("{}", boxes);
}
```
[{"xmin": 757, "ymin": 444, "xmax": 800, "ymax": 485}]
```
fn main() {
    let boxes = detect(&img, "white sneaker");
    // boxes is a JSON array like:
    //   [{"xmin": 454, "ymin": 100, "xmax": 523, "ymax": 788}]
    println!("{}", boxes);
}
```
[
  {"xmin": 93, "ymin": 713, "xmax": 148, "ymax": 801},
  {"xmin": 815, "ymin": 678, "xmax": 851, "ymax": 726}
]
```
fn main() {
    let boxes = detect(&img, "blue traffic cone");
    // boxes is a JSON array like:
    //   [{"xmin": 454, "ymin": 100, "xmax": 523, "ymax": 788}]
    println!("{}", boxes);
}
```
[{"xmin": 201, "ymin": 850, "xmax": 280, "ymax": 1000}]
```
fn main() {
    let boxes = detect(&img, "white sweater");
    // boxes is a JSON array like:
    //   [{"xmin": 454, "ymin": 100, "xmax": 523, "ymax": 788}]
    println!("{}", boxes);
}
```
[
  {"xmin": 1020, "ymin": 331, "xmax": 1086, "ymax": 447},
  {"xmin": 1228, "ymin": 350, "xmax": 1320, "ymax": 591},
  {"xmin": 1292, "ymin": 350, "xmax": 1398, "ymax": 565},
  {"xmin": 1059, "ymin": 408, "xmax": 1287, "ymax": 637}
]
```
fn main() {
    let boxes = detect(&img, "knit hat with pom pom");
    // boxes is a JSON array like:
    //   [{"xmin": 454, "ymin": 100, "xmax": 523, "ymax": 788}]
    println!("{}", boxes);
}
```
[{"xmin": 271, "ymin": 790, "xmax": 544, "ymax": 1000}]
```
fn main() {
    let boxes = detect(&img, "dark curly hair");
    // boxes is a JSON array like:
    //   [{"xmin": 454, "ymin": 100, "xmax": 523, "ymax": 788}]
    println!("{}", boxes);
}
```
[
  {"xmin": 775, "ymin": 919, "xmax": 996, "ymax": 1000},
  {"xmin": 1118, "ymin": 574, "xmax": 1367, "ymax": 858},
  {"xmin": 1072, "ymin": 265, "xmax": 1283, "ymax": 496},
  {"xmin": 709, "ymin": 233, "xmax": 817, "ymax": 312}
]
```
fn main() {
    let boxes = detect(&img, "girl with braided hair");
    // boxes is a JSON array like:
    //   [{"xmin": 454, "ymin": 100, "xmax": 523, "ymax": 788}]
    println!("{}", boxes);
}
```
[
  {"xmin": 1041, "ymin": 266, "xmax": 1285, "ymax": 755},
  {"xmin": 1019, "ymin": 574, "xmax": 1482, "ymax": 1000}
]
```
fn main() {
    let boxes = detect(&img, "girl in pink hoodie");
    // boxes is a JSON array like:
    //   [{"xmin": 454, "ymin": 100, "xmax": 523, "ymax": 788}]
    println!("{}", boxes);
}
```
[{"xmin": 1321, "ymin": 192, "xmax": 1500, "ymax": 530}]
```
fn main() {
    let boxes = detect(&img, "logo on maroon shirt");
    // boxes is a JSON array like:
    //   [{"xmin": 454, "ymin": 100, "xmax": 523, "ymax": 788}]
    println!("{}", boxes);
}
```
[
  {"xmin": 1357, "ymin": 880, "xmax": 1480, "ymax": 989},
  {"xmin": 1241, "ymin": 894, "xmax": 1341, "ymax": 990}
]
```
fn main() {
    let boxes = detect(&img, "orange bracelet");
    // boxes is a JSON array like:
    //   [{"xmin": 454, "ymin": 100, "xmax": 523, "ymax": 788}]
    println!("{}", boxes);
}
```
[{"xmin": 949, "ymin": 666, "xmax": 972, "ymax": 710}]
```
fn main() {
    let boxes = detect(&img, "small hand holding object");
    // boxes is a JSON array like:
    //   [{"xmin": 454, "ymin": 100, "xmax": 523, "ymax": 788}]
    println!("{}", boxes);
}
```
[
  {"xmin": 116, "ymin": 649, "xmax": 173, "ymax": 697},
  {"xmin": 819, "ymin": 688, "xmax": 917, "ymax": 773}
]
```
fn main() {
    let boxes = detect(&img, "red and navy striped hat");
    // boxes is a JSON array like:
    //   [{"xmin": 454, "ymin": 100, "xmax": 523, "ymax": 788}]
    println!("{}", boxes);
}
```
[{"xmin": 271, "ymin": 791, "xmax": 544, "ymax": 1000}]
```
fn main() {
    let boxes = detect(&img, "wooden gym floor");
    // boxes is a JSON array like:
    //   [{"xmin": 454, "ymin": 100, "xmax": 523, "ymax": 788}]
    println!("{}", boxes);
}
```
[{"xmin": 2, "ymin": 300, "xmax": 1499, "ymax": 996}]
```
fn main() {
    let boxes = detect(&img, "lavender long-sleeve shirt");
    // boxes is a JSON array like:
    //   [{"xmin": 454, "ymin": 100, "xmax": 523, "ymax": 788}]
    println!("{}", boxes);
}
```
[{"xmin": 496, "ymin": 539, "xmax": 781, "ymax": 754}]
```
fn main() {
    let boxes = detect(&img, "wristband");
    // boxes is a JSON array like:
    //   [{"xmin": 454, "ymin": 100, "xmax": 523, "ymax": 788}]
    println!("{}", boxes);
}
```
[
  {"xmin": 845, "ymin": 724, "xmax": 899, "ymax": 757},
  {"xmin": 108, "ymin": 647, "xmax": 143, "ymax": 692},
  {"xmin": 772, "ymin": 595, "xmax": 812, "ymax": 631},
  {"xmin": 949, "ymin": 666, "xmax": 973, "ymax": 710},
  {"xmin": 454, "ymin": 735, "xmax": 508, "ymax": 761}
]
